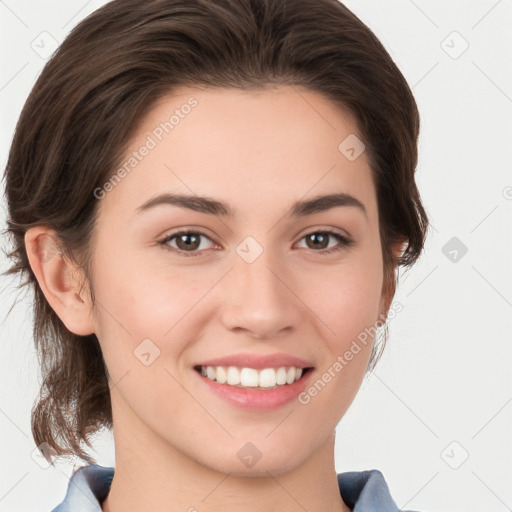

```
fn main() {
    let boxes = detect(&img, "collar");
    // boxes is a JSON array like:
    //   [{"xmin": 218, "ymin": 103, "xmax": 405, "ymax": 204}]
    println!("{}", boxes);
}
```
[{"xmin": 51, "ymin": 464, "xmax": 415, "ymax": 512}]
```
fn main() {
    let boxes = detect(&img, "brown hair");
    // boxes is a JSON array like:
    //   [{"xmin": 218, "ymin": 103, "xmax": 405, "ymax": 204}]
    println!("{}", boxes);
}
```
[{"xmin": 2, "ymin": 0, "xmax": 428, "ymax": 465}]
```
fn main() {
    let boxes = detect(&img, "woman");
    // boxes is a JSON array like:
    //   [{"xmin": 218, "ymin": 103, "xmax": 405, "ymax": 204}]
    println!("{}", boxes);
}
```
[{"xmin": 3, "ymin": 0, "xmax": 428, "ymax": 510}]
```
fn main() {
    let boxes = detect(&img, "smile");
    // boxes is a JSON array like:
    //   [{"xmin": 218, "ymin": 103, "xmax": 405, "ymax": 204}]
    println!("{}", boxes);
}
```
[{"xmin": 195, "ymin": 365, "xmax": 312, "ymax": 389}]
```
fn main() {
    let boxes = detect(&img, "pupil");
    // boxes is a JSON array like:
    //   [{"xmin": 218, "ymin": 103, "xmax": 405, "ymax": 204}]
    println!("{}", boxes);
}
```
[
  {"xmin": 178, "ymin": 233, "xmax": 199, "ymax": 250},
  {"xmin": 308, "ymin": 233, "xmax": 327, "ymax": 249}
]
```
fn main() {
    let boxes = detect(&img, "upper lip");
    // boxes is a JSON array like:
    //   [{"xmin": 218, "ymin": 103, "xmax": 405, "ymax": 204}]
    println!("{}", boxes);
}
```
[{"xmin": 194, "ymin": 353, "xmax": 314, "ymax": 370}]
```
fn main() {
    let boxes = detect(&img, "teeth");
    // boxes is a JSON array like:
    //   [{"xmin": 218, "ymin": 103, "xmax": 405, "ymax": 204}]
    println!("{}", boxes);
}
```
[
  {"xmin": 241, "ymin": 368, "xmax": 259, "ymax": 387},
  {"xmin": 276, "ymin": 367, "xmax": 287, "ymax": 385},
  {"xmin": 216, "ymin": 366, "xmax": 227, "ymax": 384},
  {"xmin": 198, "ymin": 365, "xmax": 307, "ymax": 388},
  {"xmin": 258, "ymin": 368, "xmax": 276, "ymax": 387},
  {"xmin": 227, "ymin": 366, "xmax": 241, "ymax": 385}
]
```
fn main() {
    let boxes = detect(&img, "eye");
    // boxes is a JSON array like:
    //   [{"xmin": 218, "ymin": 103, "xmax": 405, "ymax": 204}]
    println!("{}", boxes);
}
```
[
  {"xmin": 158, "ymin": 229, "xmax": 354, "ymax": 257},
  {"xmin": 295, "ymin": 230, "xmax": 354, "ymax": 255},
  {"xmin": 158, "ymin": 230, "xmax": 215, "ymax": 257}
]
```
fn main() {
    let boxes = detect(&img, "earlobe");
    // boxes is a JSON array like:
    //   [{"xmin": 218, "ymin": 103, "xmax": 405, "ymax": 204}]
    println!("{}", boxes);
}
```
[
  {"xmin": 391, "ymin": 237, "xmax": 406, "ymax": 264},
  {"xmin": 378, "ymin": 237, "xmax": 406, "ymax": 318},
  {"xmin": 24, "ymin": 227, "xmax": 95, "ymax": 336}
]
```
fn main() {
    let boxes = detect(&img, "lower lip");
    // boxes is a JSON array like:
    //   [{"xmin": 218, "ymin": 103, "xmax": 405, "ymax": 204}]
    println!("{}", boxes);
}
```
[{"xmin": 194, "ymin": 369, "xmax": 314, "ymax": 410}]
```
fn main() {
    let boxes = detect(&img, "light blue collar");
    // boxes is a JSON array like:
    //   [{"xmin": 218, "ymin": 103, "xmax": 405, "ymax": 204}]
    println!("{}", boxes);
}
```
[{"xmin": 51, "ymin": 464, "xmax": 417, "ymax": 512}]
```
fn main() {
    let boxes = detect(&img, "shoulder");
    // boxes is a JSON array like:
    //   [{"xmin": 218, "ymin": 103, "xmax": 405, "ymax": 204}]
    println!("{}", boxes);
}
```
[
  {"xmin": 50, "ymin": 464, "xmax": 114, "ymax": 512},
  {"xmin": 337, "ymin": 469, "xmax": 421, "ymax": 512},
  {"xmin": 50, "ymin": 464, "xmax": 422, "ymax": 512}
]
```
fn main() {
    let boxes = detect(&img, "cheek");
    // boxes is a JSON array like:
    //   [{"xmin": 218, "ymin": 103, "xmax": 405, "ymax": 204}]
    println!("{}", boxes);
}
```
[
  {"xmin": 303, "ymin": 251, "xmax": 384, "ymax": 349},
  {"xmin": 92, "ymin": 235, "xmax": 204, "ymax": 332},
  {"xmin": 90, "ymin": 268, "xmax": 199, "ymax": 421},
  {"xmin": 295, "ymin": 259, "xmax": 384, "ymax": 422},
  {"xmin": 91, "ymin": 249, "xmax": 217, "ymax": 381}
]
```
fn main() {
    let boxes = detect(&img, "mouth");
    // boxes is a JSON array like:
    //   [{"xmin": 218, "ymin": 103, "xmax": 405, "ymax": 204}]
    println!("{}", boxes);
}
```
[{"xmin": 193, "ymin": 364, "xmax": 314, "ymax": 390}]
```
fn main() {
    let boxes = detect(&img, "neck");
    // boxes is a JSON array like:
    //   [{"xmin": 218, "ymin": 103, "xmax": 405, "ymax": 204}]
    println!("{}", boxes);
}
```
[{"xmin": 101, "ymin": 398, "xmax": 351, "ymax": 512}]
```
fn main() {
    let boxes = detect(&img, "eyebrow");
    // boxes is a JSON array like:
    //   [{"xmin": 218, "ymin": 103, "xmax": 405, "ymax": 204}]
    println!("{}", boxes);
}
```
[{"xmin": 135, "ymin": 192, "xmax": 366, "ymax": 218}]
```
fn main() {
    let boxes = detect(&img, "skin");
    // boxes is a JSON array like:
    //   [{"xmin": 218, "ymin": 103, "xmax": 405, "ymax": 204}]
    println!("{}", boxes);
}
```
[{"xmin": 25, "ymin": 85, "xmax": 402, "ymax": 512}]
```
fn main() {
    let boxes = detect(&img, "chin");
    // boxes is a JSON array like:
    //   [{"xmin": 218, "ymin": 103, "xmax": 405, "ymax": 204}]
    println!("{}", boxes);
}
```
[{"xmin": 199, "ymin": 447, "xmax": 306, "ymax": 477}]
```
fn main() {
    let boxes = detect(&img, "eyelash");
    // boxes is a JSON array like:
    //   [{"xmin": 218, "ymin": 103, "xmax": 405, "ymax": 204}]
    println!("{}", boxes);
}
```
[{"xmin": 157, "ymin": 229, "xmax": 354, "ymax": 257}]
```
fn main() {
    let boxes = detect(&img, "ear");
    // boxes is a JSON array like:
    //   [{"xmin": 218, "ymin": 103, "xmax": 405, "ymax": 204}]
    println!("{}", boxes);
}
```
[
  {"xmin": 378, "ymin": 238, "xmax": 406, "ymax": 319},
  {"xmin": 24, "ymin": 226, "xmax": 95, "ymax": 336}
]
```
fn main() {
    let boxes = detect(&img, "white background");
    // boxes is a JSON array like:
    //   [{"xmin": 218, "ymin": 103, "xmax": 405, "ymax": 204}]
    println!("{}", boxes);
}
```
[{"xmin": 0, "ymin": 1, "xmax": 511, "ymax": 511}]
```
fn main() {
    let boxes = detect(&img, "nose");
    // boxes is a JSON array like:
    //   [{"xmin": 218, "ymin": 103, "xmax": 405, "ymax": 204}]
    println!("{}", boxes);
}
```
[{"xmin": 219, "ymin": 245, "xmax": 302, "ymax": 339}]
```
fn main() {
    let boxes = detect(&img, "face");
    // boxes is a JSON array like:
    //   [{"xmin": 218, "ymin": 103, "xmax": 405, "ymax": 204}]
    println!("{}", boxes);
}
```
[{"xmin": 87, "ymin": 85, "xmax": 387, "ymax": 475}]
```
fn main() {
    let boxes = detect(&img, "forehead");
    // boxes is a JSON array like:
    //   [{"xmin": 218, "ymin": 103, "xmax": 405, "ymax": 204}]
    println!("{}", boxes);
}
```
[{"xmin": 99, "ymin": 85, "xmax": 377, "ymax": 222}]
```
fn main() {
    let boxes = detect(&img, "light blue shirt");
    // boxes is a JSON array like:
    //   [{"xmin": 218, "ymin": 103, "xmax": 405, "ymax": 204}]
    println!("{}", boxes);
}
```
[{"xmin": 50, "ymin": 464, "xmax": 420, "ymax": 511}]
